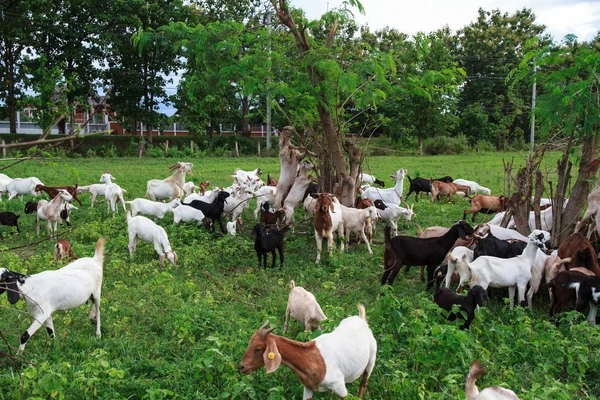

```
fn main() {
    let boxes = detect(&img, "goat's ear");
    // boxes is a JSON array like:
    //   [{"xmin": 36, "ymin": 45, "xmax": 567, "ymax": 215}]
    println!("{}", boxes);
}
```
[
  {"xmin": 457, "ymin": 226, "xmax": 467, "ymax": 240},
  {"xmin": 263, "ymin": 336, "xmax": 282, "ymax": 373},
  {"xmin": 6, "ymin": 282, "xmax": 20, "ymax": 304}
]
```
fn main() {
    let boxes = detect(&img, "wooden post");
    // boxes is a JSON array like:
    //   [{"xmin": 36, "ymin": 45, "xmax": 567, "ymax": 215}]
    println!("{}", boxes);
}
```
[
  {"xmin": 190, "ymin": 140, "xmax": 194, "ymax": 152},
  {"xmin": 2, "ymin": 140, "xmax": 5, "ymax": 158},
  {"xmin": 235, "ymin": 141, "xmax": 239, "ymax": 157},
  {"xmin": 258, "ymin": 141, "xmax": 261, "ymax": 157},
  {"xmin": 165, "ymin": 140, "xmax": 169, "ymax": 156},
  {"xmin": 70, "ymin": 139, "xmax": 74, "ymax": 149}
]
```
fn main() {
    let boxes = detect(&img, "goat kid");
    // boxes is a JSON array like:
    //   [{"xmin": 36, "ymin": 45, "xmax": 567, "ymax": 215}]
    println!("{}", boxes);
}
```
[
  {"xmin": 252, "ymin": 223, "xmax": 289, "ymax": 268},
  {"xmin": 54, "ymin": 239, "xmax": 77, "ymax": 262},
  {"xmin": 99, "ymin": 173, "xmax": 127, "ymax": 216},
  {"xmin": 566, "ymin": 276, "xmax": 600, "ymax": 325},
  {"xmin": 314, "ymin": 193, "xmax": 345, "ymax": 264},
  {"xmin": 465, "ymin": 360, "xmax": 521, "ymax": 400},
  {"xmin": 284, "ymin": 280, "xmax": 327, "ymax": 333},
  {"xmin": 0, "ymin": 237, "xmax": 106, "ymax": 352},
  {"xmin": 0, "ymin": 212, "xmax": 20, "ymax": 233},
  {"xmin": 37, "ymin": 189, "xmax": 73, "ymax": 235}
]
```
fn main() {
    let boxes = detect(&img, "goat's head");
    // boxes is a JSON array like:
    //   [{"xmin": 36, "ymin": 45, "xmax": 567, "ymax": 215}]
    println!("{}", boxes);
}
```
[
  {"xmin": 261, "ymin": 202, "xmax": 273, "ymax": 213},
  {"xmin": 391, "ymin": 168, "xmax": 407, "ymax": 181},
  {"xmin": 316, "ymin": 193, "xmax": 334, "ymax": 213},
  {"xmin": 528, "ymin": 229, "xmax": 551, "ymax": 249},
  {"xmin": 473, "ymin": 223, "xmax": 491, "ymax": 239},
  {"xmin": 453, "ymin": 220, "xmax": 474, "ymax": 240},
  {"xmin": 56, "ymin": 189, "xmax": 73, "ymax": 202},
  {"xmin": 255, "ymin": 168, "xmax": 262, "ymax": 176},
  {"xmin": 403, "ymin": 202, "xmax": 416, "ymax": 220},
  {"xmin": 367, "ymin": 206, "xmax": 379, "ymax": 221},
  {"xmin": 0, "ymin": 268, "xmax": 26, "ymax": 305},
  {"xmin": 267, "ymin": 175, "xmax": 277, "ymax": 186},
  {"xmin": 99, "ymin": 173, "xmax": 115, "ymax": 184},
  {"xmin": 438, "ymin": 176, "xmax": 454, "ymax": 183},
  {"xmin": 358, "ymin": 198, "xmax": 374, "ymax": 209},
  {"xmin": 469, "ymin": 285, "xmax": 488, "ymax": 308},
  {"xmin": 217, "ymin": 191, "xmax": 231, "ymax": 202},
  {"xmin": 166, "ymin": 250, "xmax": 178, "ymax": 265},
  {"xmin": 199, "ymin": 181, "xmax": 211, "ymax": 194},
  {"xmin": 252, "ymin": 223, "xmax": 265, "ymax": 237},
  {"xmin": 239, "ymin": 320, "xmax": 279, "ymax": 375},
  {"xmin": 24, "ymin": 201, "xmax": 38, "ymax": 214}
]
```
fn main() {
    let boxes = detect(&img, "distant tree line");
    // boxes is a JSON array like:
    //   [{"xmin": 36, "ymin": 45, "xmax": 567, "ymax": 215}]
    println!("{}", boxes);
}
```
[{"xmin": 1, "ymin": 0, "xmax": 598, "ymax": 150}]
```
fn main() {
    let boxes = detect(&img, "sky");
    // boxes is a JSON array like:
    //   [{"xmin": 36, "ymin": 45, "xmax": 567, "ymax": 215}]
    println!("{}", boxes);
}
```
[{"xmin": 293, "ymin": 0, "xmax": 600, "ymax": 43}]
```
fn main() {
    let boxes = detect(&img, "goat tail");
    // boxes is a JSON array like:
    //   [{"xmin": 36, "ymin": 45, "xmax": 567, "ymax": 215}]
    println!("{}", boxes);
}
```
[
  {"xmin": 290, "ymin": 280, "xmax": 295, "ymax": 289},
  {"xmin": 465, "ymin": 360, "xmax": 485, "ymax": 400},
  {"xmin": 126, "ymin": 210, "xmax": 132, "ymax": 222},
  {"xmin": 357, "ymin": 303, "xmax": 366, "ymax": 320},
  {"xmin": 93, "ymin": 237, "xmax": 108, "ymax": 265}
]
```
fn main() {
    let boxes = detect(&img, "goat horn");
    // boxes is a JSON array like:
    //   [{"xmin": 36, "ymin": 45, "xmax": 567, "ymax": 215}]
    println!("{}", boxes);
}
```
[{"xmin": 258, "ymin": 320, "xmax": 270, "ymax": 331}]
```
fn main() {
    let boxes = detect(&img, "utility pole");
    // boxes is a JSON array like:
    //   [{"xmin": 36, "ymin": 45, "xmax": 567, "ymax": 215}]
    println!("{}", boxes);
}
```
[
  {"xmin": 266, "ymin": 12, "xmax": 272, "ymax": 149},
  {"xmin": 530, "ymin": 58, "xmax": 536, "ymax": 149}
]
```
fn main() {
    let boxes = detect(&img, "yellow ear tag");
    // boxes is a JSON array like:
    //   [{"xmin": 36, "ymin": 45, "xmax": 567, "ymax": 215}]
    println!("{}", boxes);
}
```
[{"xmin": 267, "ymin": 352, "xmax": 275, "ymax": 360}]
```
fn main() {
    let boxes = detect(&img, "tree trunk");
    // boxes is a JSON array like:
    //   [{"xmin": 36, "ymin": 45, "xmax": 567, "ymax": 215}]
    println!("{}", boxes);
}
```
[
  {"xmin": 146, "ymin": 124, "xmax": 153, "ymax": 144},
  {"xmin": 132, "ymin": 118, "xmax": 138, "ymax": 136},
  {"xmin": 418, "ymin": 133, "xmax": 423, "ymax": 156},
  {"xmin": 241, "ymin": 95, "xmax": 251, "ymax": 137},
  {"xmin": 207, "ymin": 120, "xmax": 214, "ymax": 139},
  {"xmin": 554, "ymin": 135, "xmax": 598, "ymax": 245}
]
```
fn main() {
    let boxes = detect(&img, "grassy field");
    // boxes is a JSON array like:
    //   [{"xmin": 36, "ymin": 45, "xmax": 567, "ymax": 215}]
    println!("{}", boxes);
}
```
[{"xmin": 0, "ymin": 152, "xmax": 598, "ymax": 399}]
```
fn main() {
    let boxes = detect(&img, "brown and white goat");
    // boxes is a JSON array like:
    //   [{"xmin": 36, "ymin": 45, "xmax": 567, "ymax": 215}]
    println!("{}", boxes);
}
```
[
  {"xmin": 465, "ymin": 360, "xmax": 520, "ymax": 400},
  {"xmin": 463, "ymin": 194, "xmax": 510, "ymax": 222},
  {"xmin": 314, "ymin": 193, "xmax": 344, "ymax": 263},
  {"xmin": 54, "ymin": 239, "xmax": 77, "ymax": 262},
  {"xmin": 239, "ymin": 304, "xmax": 377, "ymax": 399}
]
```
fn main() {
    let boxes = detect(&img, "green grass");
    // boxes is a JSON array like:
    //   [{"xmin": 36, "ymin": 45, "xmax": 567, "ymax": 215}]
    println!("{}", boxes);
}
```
[{"xmin": 0, "ymin": 152, "xmax": 598, "ymax": 399}]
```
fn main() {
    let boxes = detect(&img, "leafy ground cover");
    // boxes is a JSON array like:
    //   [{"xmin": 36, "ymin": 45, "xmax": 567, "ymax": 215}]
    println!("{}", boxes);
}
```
[{"xmin": 0, "ymin": 152, "xmax": 598, "ymax": 399}]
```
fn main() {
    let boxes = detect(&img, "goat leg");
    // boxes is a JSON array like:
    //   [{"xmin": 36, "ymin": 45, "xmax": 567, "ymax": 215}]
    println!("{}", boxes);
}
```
[{"xmin": 270, "ymin": 250, "xmax": 276, "ymax": 268}]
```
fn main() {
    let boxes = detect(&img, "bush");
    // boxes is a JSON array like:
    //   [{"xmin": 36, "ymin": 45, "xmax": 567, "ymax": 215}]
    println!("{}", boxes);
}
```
[{"xmin": 423, "ymin": 135, "xmax": 470, "ymax": 155}]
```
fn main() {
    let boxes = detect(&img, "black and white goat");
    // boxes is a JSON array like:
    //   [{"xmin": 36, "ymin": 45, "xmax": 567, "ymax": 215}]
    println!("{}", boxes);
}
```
[
  {"xmin": 566, "ymin": 276, "xmax": 600, "ymax": 325},
  {"xmin": 252, "ymin": 223, "xmax": 289, "ymax": 268},
  {"xmin": 0, "ymin": 237, "xmax": 106, "ymax": 352}
]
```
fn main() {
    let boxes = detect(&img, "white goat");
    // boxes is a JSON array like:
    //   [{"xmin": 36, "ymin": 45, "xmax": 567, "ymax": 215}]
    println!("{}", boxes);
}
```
[
  {"xmin": 127, "ymin": 212, "xmax": 178, "ymax": 265},
  {"xmin": 361, "ymin": 168, "xmax": 406, "ymax": 205},
  {"xmin": 453, "ymin": 179, "xmax": 491, "ymax": 195},
  {"xmin": 99, "ymin": 173, "xmax": 127, "ymax": 216},
  {"xmin": 146, "ymin": 161, "xmax": 193, "ymax": 201},
  {"xmin": 0, "ymin": 237, "xmax": 106, "ymax": 352},
  {"xmin": 184, "ymin": 188, "xmax": 220, "ymax": 204},
  {"xmin": 280, "ymin": 161, "xmax": 315, "ymax": 225},
  {"xmin": 253, "ymin": 186, "xmax": 277, "ymax": 219},
  {"xmin": 36, "ymin": 189, "xmax": 73, "ymax": 235},
  {"xmin": 226, "ymin": 218, "xmax": 242, "ymax": 236},
  {"xmin": 126, "ymin": 198, "xmax": 181, "ymax": 219},
  {"xmin": 488, "ymin": 207, "xmax": 553, "ymax": 232},
  {"xmin": 284, "ymin": 280, "xmax": 327, "ymax": 333},
  {"xmin": 474, "ymin": 223, "xmax": 529, "ymax": 242},
  {"xmin": 183, "ymin": 181, "xmax": 199, "ymax": 196},
  {"xmin": 77, "ymin": 183, "xmax": 107, "ymax": 207},
  {"xmin": 0, "ymin": 173, "xmax": 12, "ymax": 201},
  {"xmin": 274, "ymin": 126, "xmax": 307, "ymax": 208},
  {"xmin": 224, "ymin": 187, "xmax": 253, "ymax": 221},
  {"xmin": 466, "ymin": 230, "xmax": 550, "ymax": 309},
  {"xmin": 340, "ymin": 205, "xmax": 379, "ymax": 254},
  {"xmin": 303, "ymin": 195, "xmax": 317, "ymax": 217},
  {"xmin": 359, "ymin": 173, "xmax": 384, "ymax": 187},
  {"xmin": 374, "ymin": 200, "xmax": 415, "ymax": 236},
  {"xmin": 576, "ymin": 183, "xmax": 600, "ymax": 238},
  {"xmin": 446, "ymin": 246, "xmax": 474, "ymax": 290},
  {"xmin": 239, "ymin": 304, "xmax": 377, "ymax": 400},
  {"xmin": 3, "ymin": 177, "xmax": 43, "ymax": 201},
  {"xmin": 173, "ymin": 204, "xmax": 206, "ymax": 226}
]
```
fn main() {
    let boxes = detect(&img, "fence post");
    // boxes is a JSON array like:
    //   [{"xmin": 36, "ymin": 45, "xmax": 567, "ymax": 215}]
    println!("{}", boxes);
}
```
[
  {"xmin": 17, "ymin": 112, "xmax": 20, "ymax": 131},
  {"xmin": 174, "ymin": 122, "xmax": 177, "ymax": 137},
  {"xmin": 258, "ymin": 141, "xmax": 261, "ymax": 157},
  {"xmin": 2, "ymin": 140, "xmax": 5, "ymax": 158},
  {"xmin": 235, "ymin": 141, "xmax": 239, "ymax": 157},
  {"xmin": 165, "ymin": 140, "xmax": 169, "ymax": 156},
  {"xmin": 190, "ymin": 140, "xmax": 193, "ymax": 152}
]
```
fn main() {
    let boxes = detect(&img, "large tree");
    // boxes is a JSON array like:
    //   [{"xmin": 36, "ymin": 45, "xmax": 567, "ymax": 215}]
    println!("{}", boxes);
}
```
[{"xmin": 456, "ymin": 8, "xmax": 549, "ymax": 149}]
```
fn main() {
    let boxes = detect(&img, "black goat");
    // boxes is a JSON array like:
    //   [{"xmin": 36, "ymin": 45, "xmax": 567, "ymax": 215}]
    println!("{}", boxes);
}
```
[
  {"xmin": 252, "ymin": 223, "xmax": 289, "ymax": 268},
  {"xmin": 566, "ymin": 276, "xmax": 600, "ymax": 325},
  {"xmin": 0, "ymin": 212, "xmax": 20, "ymax": 233},
  {"xmin": 383, "ymin": 220, "xmax": 474, "ymax": 289},
  {"xmin": 24, "ymin": 201, "xmax": 38, "ymax": 214},
  {"xmin": 433, "ymin": 266, "xmax": 489, "ymax": 330},
  {"xmin": 405, "ymin": 176, "xmax": 453, "ymax": 200},
  {"xmin": 302, "ymin": 182, "xmax": 319, "ymax": 203},
  {"xmin": 472, "ymin": 233, "xmax": 527, "ymax": 260},
  {"xmin": 184, "ymin": 191, "xmax": 231, "ymax": 233}
]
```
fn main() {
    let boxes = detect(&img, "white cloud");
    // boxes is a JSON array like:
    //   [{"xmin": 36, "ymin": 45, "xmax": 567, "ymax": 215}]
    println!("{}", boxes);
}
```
[{"xmin": 291, "ymin": 0, "xmax": 600, "ymax": 42}]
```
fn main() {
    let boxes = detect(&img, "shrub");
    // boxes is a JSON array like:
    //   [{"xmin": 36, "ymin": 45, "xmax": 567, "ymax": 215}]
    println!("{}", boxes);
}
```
[{"xmin": 423, "ymin": 135, "xmax": 470, "ymax": 155}]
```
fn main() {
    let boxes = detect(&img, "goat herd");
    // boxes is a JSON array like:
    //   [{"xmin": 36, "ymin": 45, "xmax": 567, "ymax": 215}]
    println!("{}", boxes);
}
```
[{"xmin": 1, "ymin": 132, "xmax": 600, "ymax": 398}]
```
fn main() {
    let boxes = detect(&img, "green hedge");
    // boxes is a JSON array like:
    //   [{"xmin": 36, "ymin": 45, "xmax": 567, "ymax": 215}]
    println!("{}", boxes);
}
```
[
  {"xmin": 0, "ymin": 134, "xmax": 278, "ymax": 158},
  {"xmin": 423, "ymin": 134, "xmax": 470, "ymax": 155}
]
